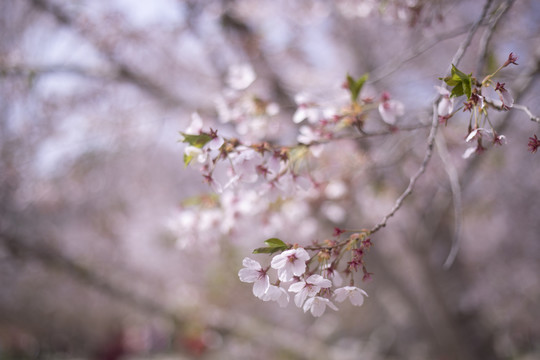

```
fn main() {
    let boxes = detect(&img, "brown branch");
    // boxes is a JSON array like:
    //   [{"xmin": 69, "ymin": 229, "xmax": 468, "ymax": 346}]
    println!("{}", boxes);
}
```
[
  {"xmin": 369, "ymin": 0, "xmax": 495, "ymax": 236},
  {"xmin": 28, "ymin": 0, "xmax": 187, "ymax": 107}
]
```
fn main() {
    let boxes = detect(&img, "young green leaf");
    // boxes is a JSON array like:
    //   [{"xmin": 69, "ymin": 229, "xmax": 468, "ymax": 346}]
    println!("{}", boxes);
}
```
[
  {"xmin": 179, "ymin": 132, "xmax": 213, "ymax": 148},
  {"xmin": 346, "ymin": 73, "xmax": 369, "ymax": 102},
  {"xmin": 264, "ymin": 238, "xmax": 287, "ymax": 248}
]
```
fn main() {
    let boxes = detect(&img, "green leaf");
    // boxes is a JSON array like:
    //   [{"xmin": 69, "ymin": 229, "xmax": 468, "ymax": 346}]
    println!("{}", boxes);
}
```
[
  {"xmin": 346, "ymin": 73, "xmax": 369, "ymax": 102},
  {"xmin": 441, "ymin": 65, "xmax": 473, "ymax": 99},
  {"xmin": 252, "ymin": 238, "xmax": 288, "ymax": 254},
  {"xmin": 252, "ymin": 246, "xmax": 285, "ymax": 254},
  {"xmin": 179, "ymin": 132, "xmax": 213, "ymax": 148},
  {"xmin": 264, "ymin": 238, "xmax": 286, "ymax": 247},
  {"xmin": 184, "ymin": 153, "xmax": 193, "ymax": 167}
]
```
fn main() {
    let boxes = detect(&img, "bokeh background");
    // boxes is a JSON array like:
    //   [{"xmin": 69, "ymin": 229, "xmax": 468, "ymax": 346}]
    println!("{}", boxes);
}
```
[{"xmin": 1, "ymin": 0, "xmax": 539, "ymax": 359}]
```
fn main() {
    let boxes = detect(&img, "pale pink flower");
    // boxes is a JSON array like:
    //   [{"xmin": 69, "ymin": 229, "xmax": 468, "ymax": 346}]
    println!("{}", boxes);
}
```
[
  {"xmin": 495, "ymin": 82, "xmax": 514, "ymax": 109},
  {"xmin": 271, "ymin": 248, "xmax": 310, "ymax": 282},
  {"xmin": 334, "ymin": 286, "xmax": 368, "ymax": 306},
  {"xmin": 184, "ymin": 112, "xmax": 203, "ymax": 135},
  {"xmin": 435, "ymin": 86, "xmax": 454, "ymax": 116},
  {"xmin": 303, "ymin": 296, "xmax": 338, "ymax": 317},
  {"xmin": 293, "ymin": 94, "xmax": 321, "ymax": 124},
  {"xmin": 297, "ymin": 126, "xmax": 324, "ymax": 157},
  {"xmin": 288, "ymin": 274, "xmax": 332, "ymax": 307},
  {"xmin": 226, "ymin": 64, "xmax": 256, "ymax": 90},
  {"xmin": 231, "ymin": 148, "xmax": 262, "ymax": 184},
  {"xmin": 322, "ymin": 265, "xmax": 343, "ymax": 286},
  {"xmin": 238, "ymin": 257, "xmax": 270, "ymax": 299},
  {"xmin": 378, "ymin": 92, "xmax": 404, "ymax": 125},
  {"xmin": 261, "ymin": 285, "xmax": 290, "ymax": 307}
]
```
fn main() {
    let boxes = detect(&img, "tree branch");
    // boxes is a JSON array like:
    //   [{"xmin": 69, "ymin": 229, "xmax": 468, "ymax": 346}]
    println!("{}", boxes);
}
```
[{"xmin": 369, "ymin": 0, "xmax": 494, "ymax": 235}]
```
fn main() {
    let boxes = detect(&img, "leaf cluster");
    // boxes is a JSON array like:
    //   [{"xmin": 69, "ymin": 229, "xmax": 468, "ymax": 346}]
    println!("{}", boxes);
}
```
[{"xmin": 440, "ymin": 65, "xmax": 473, "ymax": 99}]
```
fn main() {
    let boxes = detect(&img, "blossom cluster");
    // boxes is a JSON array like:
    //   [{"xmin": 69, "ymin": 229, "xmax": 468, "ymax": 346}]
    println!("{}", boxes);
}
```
[
  {"xmin": 175, "ymin": 52, "xmax": 535, "ymax": 317},
  {"xmin": 180, "ymin": 68, "xmax": 406, "ymax": 201},
  {"xmin": 437, "ymin": 53, "xmax": 519, "ymax": 158},
  {"xmin": 238, "ymin": 242, "xmax": 369, "ymax": 317}
]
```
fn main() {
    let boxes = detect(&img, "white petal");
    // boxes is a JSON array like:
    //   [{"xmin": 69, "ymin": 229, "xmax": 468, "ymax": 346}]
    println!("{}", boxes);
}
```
[
  {"xmin": 288, "ymin": 282, "xmax": 306, "ymax": 293},
  {"xmin": 294, "ymin": 289, "xmax": 309, "ymax": 308},
  {"xmin": 277, "ymin": 267, "xmax": 294, "ymax": 282},
  {"xmin": 270, "ymin": 253, "xmax": 287, "ymax": 269},
  {"xmin": 306, "ymin": 274, "xmax": 332, "ymax": 288},
  {"xmin": 238, "ymin": 268, "xmax": 259, "ymax": 283},
  {"xmin": 462, "ymin": 146, "xmax": 476, "ymax": 159},
  {"xmin": 242, "ymin": 257, "xmax": 262, "ymax": 270},
  {"xmin": 349, "ymin": 291, "xmax": 365, "ymax": 306},
  {"xmin": 252, "ymin": 276, "xmax": 270, "ymax": 298},
  {"xmin": 465, "ymin": 129, "xmax": 479, "ymax": 142},
  {"xmin": 334, "ymin": 288, "xmax": 348, "ymax": 303}
]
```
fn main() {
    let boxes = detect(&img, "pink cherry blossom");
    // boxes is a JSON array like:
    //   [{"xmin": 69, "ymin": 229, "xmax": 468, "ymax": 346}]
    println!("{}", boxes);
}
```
[
  {"xmin": 435, "ymin": 86, "xmax": 454, "ymax": 116},
  {"xmin": 293, "ymin": 94, "xmax": 322, "ymax": 124},
  {"xmin": 238, "ymin": 257, "xmax": 270, "ymax": 298},
  {"xmin": 261, "ymin": 285, "xmax": 289, "ymax": 307},
  {"xmin": 303, "ymin": 296, "xmax": 338, "ymax": 317},
  {"xmin": 378, "ymin": 92, "xmax": 404, "ymax": 125},
  {"xmin": 288, "ymin": 274, "xmax": 332, "ymax": 307},
  {"xmin": 270, "ymin": 248, "xmax": 310, "ymax": 282},
  {"xmin": 495, "ymin": 82, "xmax": 514, "ymax": 109},
  {"xmin": 334, "ymin": 286, "xmax": 368, "ymax": 306},
  {"xmin": 226, "ymin": 63, "xmax": 256, "ymax": 90}
]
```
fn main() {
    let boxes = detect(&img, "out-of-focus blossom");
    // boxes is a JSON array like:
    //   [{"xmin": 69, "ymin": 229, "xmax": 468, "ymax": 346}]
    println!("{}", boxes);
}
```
[
  {"xmin": 293, "ymin": 94, "xmax": 322, "ymax": 124},
  {"xmin": 297, "ymin": 126, "xmax": 324, "ymax": 157},
  {"xmin": 226, "ymin": 64, "xmax": 256, "ymax": 90},
  {"xmin": 378, "ymin": 92, "xmax": 404, "ymax": 125},
  {"xmin": 435, "ymin": 86, "xmax": 454, "ymax": 116},
  {"xmin": 184, "ymin": 112, "xmax": 204, "ymax": 135},
  {"xmin": 261, "ymin": 285, "xmax": 289, "ymax": 307},
  {"xmin": 288, "ymin": 274, "xmax": 332, "ymax": 307},
  {"xmin": 303, "ymin": 296, "xmax": 338, "ymax": 317},
  {"xmin": 334, "ymin": 286, "xmax": 368, "ymax": 306},
  {"xmin": 238, "ymin": 257, "xmax": 270, "ymax": 298},
  {"xmin": 271, "ymin": 248, "xmax": 310, "ymax": 282}
]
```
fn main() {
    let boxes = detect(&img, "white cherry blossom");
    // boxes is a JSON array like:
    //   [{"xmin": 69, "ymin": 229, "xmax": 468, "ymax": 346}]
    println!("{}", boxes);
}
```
[
  {"xmin": 303, "ymin": 296, "xmax": 338, "ymax": 317},
  {"xmin": 378, "ymin": 92, "xmax": 404, "ymax": 125},
  {"xmin": 226, "ymin": 63, "xmax": 256, "ymax": 90},
  {"xmin": 238, "ymin": 257, "xmax": 270, "ymax": 298},
  {"xmin": 261, "ymin": 285, "xmax": 290, "ymax": 307},
  {"xmin": 435, "ymin": 86, "xmax": 454, "ymax": 116},
  {"xmin": 288, "ymin": 274, "xmax": 332, "ymax": 307},
  {"xmin": 334, "ymin": 286, "xmax": 368, "ymax": 306},
  {"xmin": 270, "ymin": 248, "xmax": 310, "ymax": 282}
]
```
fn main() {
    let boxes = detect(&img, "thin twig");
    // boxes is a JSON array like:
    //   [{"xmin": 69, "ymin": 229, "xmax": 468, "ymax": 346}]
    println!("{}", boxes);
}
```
[
  {"xmin": 476, "ymin": 0, "xmax": 515, "ymax": 76},
  {"xmin": 369, "ymin": 0, "xmax": 494, "ymax": 235},
  {"xmin": 512, "ymin": 103, "xmax": 540, "ymax": 124}
]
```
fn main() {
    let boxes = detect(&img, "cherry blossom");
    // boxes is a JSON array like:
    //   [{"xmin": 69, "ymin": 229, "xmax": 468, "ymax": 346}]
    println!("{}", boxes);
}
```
[
  {"xmin": 270, "ymin": 248, "xmax": 310, "ymax": 282},
  {"xmin": 435, "ymin": 86, "xmax": 454, "ymax": 116},
  {"xmin": 293, "ymin": 94, "xmax": 322, "ymax": 124},
  {"xmin": 303, "ymin": 296, "xmax": 338, "ymax": 317},
  {"xmin": 495, "ymin": 82, "xmax": 514, "ymax": 109},
  {"xmin": 378, "ymin": 92, "xmax": 404, "ymax": 125},
  {"xmin": 322, "ymin": 265, "xmax": 343, "ymax": 286},
  {"xmin": 261, "ymin": 285, "xmax": 289, "ymax": 307},
  {"xmin": 238, "ymin": 258, "xmax": 270, "ymax": 298},
  {"xmin": 288, "ymin": 274, "xmax": 332, "ymax": 307},
  {"xmin": 226, "ymin": 63, "xmax": 256, "ymax": 90},
  {"xmin": 334, "ymin": 286, "xmax": 368, "ymax": 306}
]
